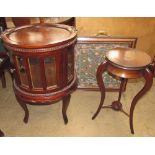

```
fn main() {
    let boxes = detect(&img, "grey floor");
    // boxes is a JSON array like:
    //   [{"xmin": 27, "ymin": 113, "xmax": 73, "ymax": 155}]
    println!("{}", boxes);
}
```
[{"xmin": 0, "ymin": 73, "xmax": 155, "ymax": 137}]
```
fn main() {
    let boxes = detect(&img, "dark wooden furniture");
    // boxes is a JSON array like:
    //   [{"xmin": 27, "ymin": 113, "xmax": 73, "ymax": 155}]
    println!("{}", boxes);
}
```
[
  {"xmin": 92, "ymin": 47, "xmax": 153, "ymax": 134},
  {"xmin": 11, "ymin": 17, "xmax": 75, "ymax": 27},
  {"xmin": 12, "ymin": 17, "xmax": 31, "ymax": 27},
  {"xmin": 0, "ymin": 129, "xmax": 4, "ymax": 137},
  {"xmin": 1, "ymin": 23, "xmax": 77, "ymax": 124},
  {"xmin": 0, "ymin": 53, "xmax": 11, "ymax": 87},
  {"xmin": 75, "ymin": 36, "xmax": 137, "ymax": 90},
  {"xmin": 0, "ymin": 53, "xmax": 7, "ymax": 88},
  {"xmin": 0, "ymin": 17, "xmax": 7, "ymax": 31}
]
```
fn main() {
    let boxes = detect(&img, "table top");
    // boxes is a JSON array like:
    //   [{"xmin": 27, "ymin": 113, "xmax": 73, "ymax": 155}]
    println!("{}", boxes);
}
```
[
  {"xmin": 1, "ymin": 23, "xmax": 77, "ymax": 49},
  {"xmin": 106, "ymin": 47, "xmax": 152, "ymax": 68}
]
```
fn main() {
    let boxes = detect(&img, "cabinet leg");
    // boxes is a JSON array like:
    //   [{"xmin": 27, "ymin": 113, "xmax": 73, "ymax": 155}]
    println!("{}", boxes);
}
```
[
  {"xmin": 129, "ymin": 68, "xmax": 153, "ymax": 134},
  {"xmin": 62, "ymin": 94, "xmax": 71, "ymax": 124},
  {"xmin": 16, "ymin": 96, "xmax": 29, "ymax": 123},
  {"xmin": 92, "ymin": 61, "xmax": 108, "ymax": 120}
]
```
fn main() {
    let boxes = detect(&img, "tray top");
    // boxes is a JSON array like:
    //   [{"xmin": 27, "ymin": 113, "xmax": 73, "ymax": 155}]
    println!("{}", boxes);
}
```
[
  {"xmin": 106, "ymin": 47, "xmax": 152, "ymax": 68},
  {"xmin": 1, "ymin": 23, "xmax": 77, "ymax": 49}
]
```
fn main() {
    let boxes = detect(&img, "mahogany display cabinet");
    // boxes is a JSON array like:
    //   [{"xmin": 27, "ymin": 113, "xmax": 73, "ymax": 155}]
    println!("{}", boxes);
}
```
[{"xmin": 1, "ymin": 23, "xmax": 77, "ymax": 124}]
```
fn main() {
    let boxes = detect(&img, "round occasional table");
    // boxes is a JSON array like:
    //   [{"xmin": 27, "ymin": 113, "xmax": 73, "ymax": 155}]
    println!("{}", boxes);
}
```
[
  {"xmin": 1, "ymin": 23, "xmax": 77, "ymax": 124},
  {"xmin": 92, "ymin": 47, "xmax": 153, "ymax": 134}
]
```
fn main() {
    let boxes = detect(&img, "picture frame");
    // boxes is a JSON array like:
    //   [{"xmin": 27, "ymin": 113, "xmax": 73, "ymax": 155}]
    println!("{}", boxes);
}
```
[{"xmin": 75, "ymin": 36, "xmax": 137, "ymax": 91}]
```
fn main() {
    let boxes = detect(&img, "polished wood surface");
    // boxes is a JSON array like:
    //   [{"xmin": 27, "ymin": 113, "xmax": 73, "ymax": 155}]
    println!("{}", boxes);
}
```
[
  {"xmin": 106, "ymin": 47, "xmax": 152, "ymax": 69},
  {"xmin": 92, "ymin": 47, "xmax": 153, "ymax": 134},
  {"xmin": 1, "ymin": 23, "xmax": 77, "ymax": 124},
  {"xmin": 2, "ymin": 24, "xmax": 77, "ymax": 48}
]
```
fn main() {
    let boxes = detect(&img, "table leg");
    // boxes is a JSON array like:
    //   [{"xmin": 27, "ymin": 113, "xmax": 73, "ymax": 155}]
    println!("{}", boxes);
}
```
[
  {"xmin": 62, "ymin": 94, "xmax": 71, "ymax": 124},
  {"xmin": 0, "ymin": 129, "xmax": 4, "ymax": 137},
  {"xmin": 129, "ymin": 68, "xmax": 153, "ymax": 134},
  {"xmin": 92, "ymin": 61, "xmax": 108, "ymax": 120},
  {"xmin": 111, "ymin": 78, "xmax": 126, "ymax": 111}
]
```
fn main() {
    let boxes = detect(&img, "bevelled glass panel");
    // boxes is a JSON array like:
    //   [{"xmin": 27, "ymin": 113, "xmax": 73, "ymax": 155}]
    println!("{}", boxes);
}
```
[
  {"xmin": 44, "ymin": 57, "xmax": 57, "ymax": 87},
  {"xmin": 29, "ymin": 57, "xmax": 42, "ymax": 88},
  {"xmin": 16, "ymin": 56, "xmax": 28, "ymax": 87},
  {"xmin": 68, "ymin": 51, "xmax": 74, "ymax": 82}
]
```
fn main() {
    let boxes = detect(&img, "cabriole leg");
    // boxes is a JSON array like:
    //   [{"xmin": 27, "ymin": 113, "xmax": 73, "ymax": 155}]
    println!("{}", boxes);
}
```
[
  {"xmin": 16, "ymin": 96, "xmax": 29, "ymax": 123},
  {"xmin": 129, "ymin": 68, "xmax": 153, "ymax": 134},
  {"xmin": 92, "ymin": 61, "xmax": 108, "ymax": 120},
  {"xmin": 62, "ymin": 94, "xmax": 71, "ymax": 124}
]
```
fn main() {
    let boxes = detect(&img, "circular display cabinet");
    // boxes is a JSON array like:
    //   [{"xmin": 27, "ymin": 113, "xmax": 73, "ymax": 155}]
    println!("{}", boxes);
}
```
[{"xmin": 1, "ymin": 23, "xmax": 77, "ymax": 124}]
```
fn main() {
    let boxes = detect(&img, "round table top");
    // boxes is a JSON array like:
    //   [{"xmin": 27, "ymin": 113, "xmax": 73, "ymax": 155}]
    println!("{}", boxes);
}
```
[
  {"xmin": 106, "ymin": 47, "xmax": 152, "ymax": 68},
  {"xmin": 1, "ymin": 23, "xmax": 77, "ymax": 49}
]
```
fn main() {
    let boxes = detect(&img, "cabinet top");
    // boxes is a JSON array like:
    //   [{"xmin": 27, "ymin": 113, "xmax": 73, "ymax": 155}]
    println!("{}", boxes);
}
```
[{"xmin": 1, "ymin": 23, "xmax": 77, "ymax": 49}]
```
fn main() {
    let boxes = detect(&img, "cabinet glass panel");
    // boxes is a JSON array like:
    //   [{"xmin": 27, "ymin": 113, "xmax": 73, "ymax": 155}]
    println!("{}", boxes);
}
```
[
  {"xmin": 44, "ymin": 57, "xmax": 57, "ymax": 87},
  {"xmin": 16, "ymin": 56, "xmax": 28, "ymax": 87},
  {"xmin": 29, "ymin": 57, "xmax": 42, "ymax": 88}
]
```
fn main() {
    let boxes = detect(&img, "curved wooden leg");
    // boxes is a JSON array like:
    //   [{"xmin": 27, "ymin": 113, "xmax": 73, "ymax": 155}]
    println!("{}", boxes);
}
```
[
  {"xmin": 62, "ymin": 94, "xmax": 71, "ymax": 124},
  {"xmin": 1, "ymin": 71, "xmax": 6, "ymax": 88},
  {"xmin": 92, "ymin": 61, "xmax": 108, "ymax": 120},
  {"xmin": 0, "ymin": 129, "xmax": 4, "ymax": 137},
  {"xmin": 122, "ymin": 79, "xmax": 128, "ymax": 92},
  {"xmin": 129, "ymin": 68, "xmax": 153, "ymax": 134},
  {"xmin": 16, "ymin": 96, "xmax": 29, "ymax": 123}
]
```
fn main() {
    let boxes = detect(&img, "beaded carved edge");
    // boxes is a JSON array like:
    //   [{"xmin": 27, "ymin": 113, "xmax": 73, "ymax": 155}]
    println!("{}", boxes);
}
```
[{"xmin": 4, "ymin": 38, "xmax": 77, "ymax": 53}]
